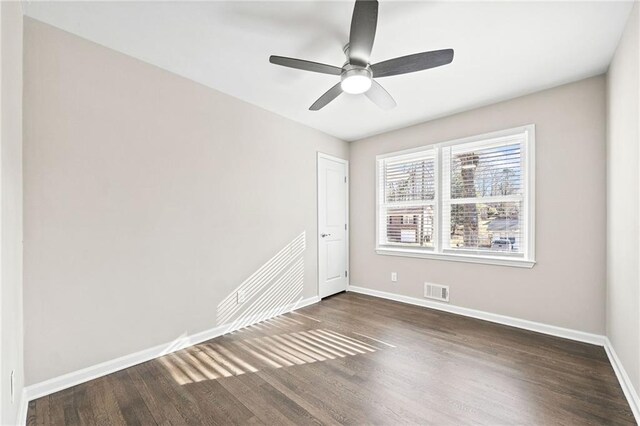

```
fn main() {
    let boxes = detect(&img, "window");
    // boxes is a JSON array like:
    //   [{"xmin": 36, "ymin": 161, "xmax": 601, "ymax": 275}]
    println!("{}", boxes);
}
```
[
  {"xmin": 376, "ymin": 125, "xmax": 535, "ymax": 268},
  {"xmin": 377, "ymin": 150, "xmax": 435, "ymax": 248}
]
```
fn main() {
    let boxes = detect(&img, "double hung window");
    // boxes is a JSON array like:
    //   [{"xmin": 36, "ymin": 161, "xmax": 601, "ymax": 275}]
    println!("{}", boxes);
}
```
[{"xmin": 376, "ymin": 125, "xmax": 535, "ymax": 268}]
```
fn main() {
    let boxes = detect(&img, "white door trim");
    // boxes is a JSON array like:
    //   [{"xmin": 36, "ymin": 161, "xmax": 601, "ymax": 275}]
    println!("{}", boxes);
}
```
[{"xmin": 317, "ymin": 152, "xmax": 349, "ymax": 298}]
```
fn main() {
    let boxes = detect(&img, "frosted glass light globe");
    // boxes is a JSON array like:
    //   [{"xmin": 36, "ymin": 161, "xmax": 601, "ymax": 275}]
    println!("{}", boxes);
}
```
[
  {"xmin": 341, "ymin": 74, "xmax": 372, "ymax": 94},
  {"xmin": 340, "ymin": 68, "xmax": 372, "ymax": 94}
]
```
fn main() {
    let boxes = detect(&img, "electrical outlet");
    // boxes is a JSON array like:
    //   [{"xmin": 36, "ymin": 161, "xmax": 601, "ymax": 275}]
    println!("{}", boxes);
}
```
[
  {"xmin": 10, "ymin": 370, "xmax": 14, "ymax": 403},
  {"xmin": 237, "ymin": 290, "xmax": 246, "ymax": 304},
  {"xmin": 391, "ymin": 272, "xmax": 397, "ymax": 282}
]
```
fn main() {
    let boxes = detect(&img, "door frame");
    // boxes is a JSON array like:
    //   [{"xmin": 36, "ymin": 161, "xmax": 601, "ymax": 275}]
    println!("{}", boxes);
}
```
[{"xmin": 317, "ymin": 152, "xmax": 349, "ymax": 298}]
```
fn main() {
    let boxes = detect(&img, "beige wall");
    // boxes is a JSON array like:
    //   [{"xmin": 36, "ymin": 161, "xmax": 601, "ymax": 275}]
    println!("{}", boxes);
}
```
[
  {"xmin": 350, "ymin": 76, "xmax": 606, "ymax": 334},
  {"xmin": 1, "ymin": 2, "xmax": 24, "ymax": 424},
  {"xmin": 607, "ymin": 2, "xmax": 640, "ymax": 396},
  {"xmin": 23, "ymin": 18, "xmax": 348, "ymax": 385}
]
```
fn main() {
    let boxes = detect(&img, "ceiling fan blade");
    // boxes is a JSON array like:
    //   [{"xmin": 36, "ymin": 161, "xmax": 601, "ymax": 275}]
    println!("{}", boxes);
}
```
[
  {"xmin": 370, "ymin": 49, "xmax": 454, "ymax": 78},
  {"xmin": 309, "ymin": 82, "xmax": 343, "ymax": 111},
  {"xmin": 269, "ymin": 56, "xmax": 342, "ymax": 75},
  {"xmin": 348, "ymin": 0, "xmax": 378, "ymax": 66},
  {"xmin": 365, "ymin": 80, "xmax": 396, "ymax": 110}
]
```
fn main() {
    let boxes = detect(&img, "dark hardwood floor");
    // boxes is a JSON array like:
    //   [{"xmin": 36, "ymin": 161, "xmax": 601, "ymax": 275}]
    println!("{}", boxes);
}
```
[{"xmin": 27, "ymin": 292, "xmax": 635, "ymax": 425}]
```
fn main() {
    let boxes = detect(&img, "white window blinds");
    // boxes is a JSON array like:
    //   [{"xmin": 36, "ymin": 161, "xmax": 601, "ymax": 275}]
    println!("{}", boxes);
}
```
[
  {"xmin": 442, "ymin": 136, "xmax": 526, "ymax": 256},
  {"xmin": 378, "ymin": 151, "xmax": 436, "ymax": 248},
  {"xmin": 376, "ymin": 125, "xmax": 534, "ymax": 267}
]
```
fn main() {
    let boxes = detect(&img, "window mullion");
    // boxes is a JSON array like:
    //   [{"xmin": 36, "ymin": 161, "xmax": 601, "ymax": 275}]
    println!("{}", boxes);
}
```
[
  {"xmin": 448, "ymin": 195, "xmax": 524, "ymax": 205},
  {"xmin": 382, "ymin": 200, "xmax": 435, "ymax": 209},
  {"xmin": 435, "ymin": 145, "xmax": 443, "ymax": 254},
  {"xmin": 440, "ymin": 146, "xmax": 451, "ymax": 253}
]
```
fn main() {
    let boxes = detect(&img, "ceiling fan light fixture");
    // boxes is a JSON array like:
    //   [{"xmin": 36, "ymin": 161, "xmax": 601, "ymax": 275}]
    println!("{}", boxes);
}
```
[
  {"xmin": 340, "ymin": 68, "xmax": 372, "ymax": 94},
  {"xmin": 269, "ymin": 1, "xmax": 454, "ymax": 110}
]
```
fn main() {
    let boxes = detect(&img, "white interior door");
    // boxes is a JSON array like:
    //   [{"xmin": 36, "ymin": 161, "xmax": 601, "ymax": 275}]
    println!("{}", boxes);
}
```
[{"xmin": 317, "ymin": 153, "xmax": 349, "ymax": 299}]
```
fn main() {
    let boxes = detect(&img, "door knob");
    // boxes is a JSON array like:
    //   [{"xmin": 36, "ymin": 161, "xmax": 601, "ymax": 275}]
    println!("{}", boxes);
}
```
[{"xmin": 321, "ymin": 233, "xmax": 331, "ymax": 238}]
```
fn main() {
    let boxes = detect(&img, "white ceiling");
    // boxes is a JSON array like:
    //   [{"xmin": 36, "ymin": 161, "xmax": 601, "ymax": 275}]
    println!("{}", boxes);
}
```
[{"xmin": 24, "ymin": 1, "xmax": 633, "ymax": 141}]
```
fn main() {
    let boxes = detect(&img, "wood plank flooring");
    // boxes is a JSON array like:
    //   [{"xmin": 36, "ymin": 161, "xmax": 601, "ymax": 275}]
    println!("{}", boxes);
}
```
[{"xmin": 26, "ymin": 292, "xmax": 635, "ymax": 425}]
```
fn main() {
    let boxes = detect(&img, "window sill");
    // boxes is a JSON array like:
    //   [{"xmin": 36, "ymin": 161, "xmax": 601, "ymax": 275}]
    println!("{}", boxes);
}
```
[{"xmin": 375, "ymin": 247, "xmax": 536, "ymax": 268}]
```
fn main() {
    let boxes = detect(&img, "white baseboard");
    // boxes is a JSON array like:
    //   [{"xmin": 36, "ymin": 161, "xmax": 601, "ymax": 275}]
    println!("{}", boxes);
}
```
[
  {"xmin": 347, "ymin": 285, "xmax": 605, "ymax": 346},
  {"xmin": 604, "ymin": 338, "xmax": 640, "ymax": 423},
  {"xmin": 17, "ymin": 389, "xmax": 28, "ymax": 426},
  {"xmin": 20, "ymin": 288, "xmax": 640, "ymax": 425},
  {"xmin": 23, "ymin": 295, "xmax": 320, "ymax": 405}
]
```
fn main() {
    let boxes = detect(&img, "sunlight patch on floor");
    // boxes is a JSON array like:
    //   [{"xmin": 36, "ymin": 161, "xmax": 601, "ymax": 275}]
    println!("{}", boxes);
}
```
[{"xmin": 159, "ymin": 327, "xmax": 393, "ymax": 385}]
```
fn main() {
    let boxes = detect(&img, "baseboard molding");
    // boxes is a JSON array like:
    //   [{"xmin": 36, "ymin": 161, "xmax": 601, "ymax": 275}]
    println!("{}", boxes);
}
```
[
  {"xmin": 23, "ymin": 295, "xmax": 320, "ymax": 405},
  {"xmin": 347, "ymin": 285, "xmax": 605, "ymax": 346},
  {"xmin": 604, "ymin": 338, "xmax": 640, "ymax": 423},
  {"xmin": 20, "ymin": 288, "xmax": 640, "ymax": 425},
  {"xmin": 17, "ymin": 389, "xmax": 28, "ymax": 426}
]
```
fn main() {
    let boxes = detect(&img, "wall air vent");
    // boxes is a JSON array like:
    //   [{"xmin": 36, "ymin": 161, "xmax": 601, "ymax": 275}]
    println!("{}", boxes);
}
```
[{"xmin": 424, "ymin": 283, "xmax": 449, "ymax": 302}]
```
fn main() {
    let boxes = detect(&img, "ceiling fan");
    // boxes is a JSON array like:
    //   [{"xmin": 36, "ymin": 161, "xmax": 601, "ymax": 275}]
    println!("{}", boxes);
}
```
[{"xmin": 269, "ymin": 0, "xmax": 454, "ymax": 111}]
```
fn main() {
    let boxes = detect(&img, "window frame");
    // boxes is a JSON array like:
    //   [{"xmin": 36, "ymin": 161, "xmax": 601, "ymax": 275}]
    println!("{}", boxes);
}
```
[{"xmin": 375, "ymin": 125, "xmax": 536, "ymax": 268}]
